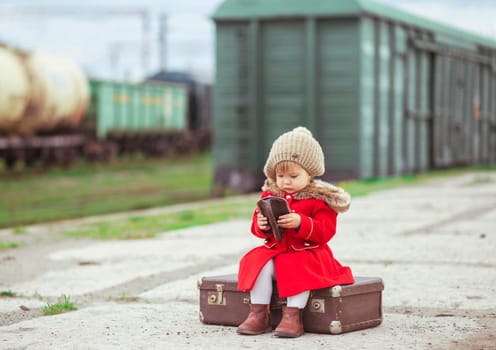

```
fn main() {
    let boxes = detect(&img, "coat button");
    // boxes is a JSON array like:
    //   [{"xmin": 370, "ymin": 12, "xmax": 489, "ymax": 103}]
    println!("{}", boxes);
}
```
[
  {"xmin": 286, "ymin": 195, "xmax": 291, "ymax": 199},
  {"xmin": 304, "ymin": 242, "xmax": 310, "ymax": 247}
]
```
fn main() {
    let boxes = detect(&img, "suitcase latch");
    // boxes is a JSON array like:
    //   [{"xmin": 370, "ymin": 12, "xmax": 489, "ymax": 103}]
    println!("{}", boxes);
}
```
[
  {"xmin": 207, "ymin": 284, "xmax": 226, "ymax": 305},
  {"xmin": 310, "ymin": 298, "xmax": 325, "ymax": 313}
]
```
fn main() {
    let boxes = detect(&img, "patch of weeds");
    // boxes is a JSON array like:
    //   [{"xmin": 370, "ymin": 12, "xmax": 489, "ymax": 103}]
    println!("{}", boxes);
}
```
[
  {"xmin": 41, "ymin": 295, "xmax": 77, "ymax": 315},
  {"xmin": 0, "ymin": 241, "xmax": 21, "ymax": 250},
  {"xmin": 0, "ymin": 290, "xmax": 16, "ymax": 297},
  {"xmin": 64, "ymin": 220, "xmax": 156, "ymax": 240},
  {"xmin": 63, "ymin": 200, "xmax": 255, "ymax": 240},
  {"xmin": 120, "ymin": 231, "xmax": 155, "ymax": 240},
  {"xmin": 117, "ymin": 293, "xmax": 139, "ymax": 303},
  {"xmin": 13, "ymin": 226, "xmax": 27, "ymax": 234},
  {"xmin": 465, "ymin": 175, "xmax": 494, "ymax": 186},
  {"xmin": 179, "ymin": 210, "xmax": 195, "ymax": 221}
]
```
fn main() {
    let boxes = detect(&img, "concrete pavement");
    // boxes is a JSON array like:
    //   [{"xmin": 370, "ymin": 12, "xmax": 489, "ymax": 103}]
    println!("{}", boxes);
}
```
[{"xmin": 1, "ymin": 171, "xmax": 495, "ymax": 349}]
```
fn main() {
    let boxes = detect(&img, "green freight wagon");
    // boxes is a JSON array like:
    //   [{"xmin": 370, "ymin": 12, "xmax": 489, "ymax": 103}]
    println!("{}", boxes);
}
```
[
  {"xmin": 86, "ymin": 79, "xmax": 188, "ymax": 138},
  {"xmin": 84, "ymin": 79, "xmax": 189, "ymax": 156},
  {"xmin": 212, "ymin": 0, "xmax": 496, "ymax": 192}
]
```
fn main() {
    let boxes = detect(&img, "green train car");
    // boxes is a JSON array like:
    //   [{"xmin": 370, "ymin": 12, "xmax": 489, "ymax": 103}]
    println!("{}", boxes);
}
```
[
  {"xmin": 212, "ymin": 0, "xmax": 496, "ymax": 192},
  {"xmin": 84, "ymin": 79, "xmax": 193, "ymax": 158},
  {"xmin": 87, "ymin": 79, "xmax": 188, "ymax": 138}
]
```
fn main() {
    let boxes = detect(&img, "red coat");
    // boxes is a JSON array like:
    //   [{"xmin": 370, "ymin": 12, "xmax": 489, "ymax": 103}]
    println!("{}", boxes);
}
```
[{"xmin": 238, "ymin": 189, "xmax": 354, "ymax": 298}]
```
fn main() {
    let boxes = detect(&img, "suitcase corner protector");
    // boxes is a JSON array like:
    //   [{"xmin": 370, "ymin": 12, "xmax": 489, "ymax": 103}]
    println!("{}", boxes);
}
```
[
  {"xmin": 329, "ymin": 320, "xmax": 342, "ymax": 334},
  {"xmin": 331, "ymin": 285, "xmax": 342, "ymax": 298}
]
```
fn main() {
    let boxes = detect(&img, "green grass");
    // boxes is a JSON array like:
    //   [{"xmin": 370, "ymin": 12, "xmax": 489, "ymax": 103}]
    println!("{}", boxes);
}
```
[
  {"xmin": 13, "ymin": 226, "xmax": 27, "ymax": 234},
  {"xmin": 0, "ymin": 290, "xmax": 16, "ymax": 297},
  {"xmin": 41, "ymin": 295, "xmax": 77, "ymax": 315},
  {"xmin": 0, "ymin": 241, "xmax": 21, "ymax": 250},
  {"xmin": 0, "ymin": 153, "xmax": 214, "ymax": 228},
  {"xmin": 64, "ymin": 200, "xmax": 255, "ymax": 239}
]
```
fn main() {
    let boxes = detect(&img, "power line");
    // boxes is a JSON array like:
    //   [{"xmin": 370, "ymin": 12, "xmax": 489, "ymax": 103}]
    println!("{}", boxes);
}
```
[{"xmin": 0, "ymin": 6, "xmax": 152, "ymax": 78}]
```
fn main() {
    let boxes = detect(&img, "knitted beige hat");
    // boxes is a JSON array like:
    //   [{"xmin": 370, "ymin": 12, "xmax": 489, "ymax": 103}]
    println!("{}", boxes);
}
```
[{"xmin": 263, "ymin": 126, "xmax": 325, "ymax": 180}]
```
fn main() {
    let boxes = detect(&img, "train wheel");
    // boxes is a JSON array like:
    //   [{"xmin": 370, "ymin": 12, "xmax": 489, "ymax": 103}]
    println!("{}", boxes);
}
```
[
  {"xmin": 41, "ymin": 148, "xmax": 55, "ymax": 169},
  {"xmin": 52, "ymin": 149, "xmax": 65, "ymax": 167},
  {"xmin": 24, "ymin": 149, "xmax": 39, "ymax": 168},
  {"xmin": 152, "ymin": 138, "xmax": 170, "ymax": 157},
  {"xmin": 102, "ymin": 142, "xmax": 118, "ymax": 163},
  {"xmin": 4, "ymin": 153, "xmax": 17, "ymax": 170},
  {"xmin": 60, "ymin": 148, "xmax": 77, "ymax": 168}
]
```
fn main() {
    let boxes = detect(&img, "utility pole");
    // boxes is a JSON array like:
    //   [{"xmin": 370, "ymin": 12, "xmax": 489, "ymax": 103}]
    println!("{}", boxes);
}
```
[
  {"xmin": 141, "ymin": 11, "xmax": 151, "ymax": 78},
  {"xmin": 158, "ymin": 14, "xmax": 167, "ymax": 73}
]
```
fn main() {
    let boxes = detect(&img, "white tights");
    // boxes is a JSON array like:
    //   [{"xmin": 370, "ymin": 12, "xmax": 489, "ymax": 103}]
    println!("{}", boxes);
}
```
[{"xmin": 249, "ymin": 259, "xmax": 310, "ymax": 308}]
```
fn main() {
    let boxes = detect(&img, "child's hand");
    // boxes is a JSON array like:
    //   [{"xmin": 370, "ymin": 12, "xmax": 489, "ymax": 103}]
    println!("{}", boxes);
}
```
[
  {"xmin": 256, "ymin": 212, "xmax": 270, "ymax": 231},
  {"xmin": 277, "ymin": 213, "xmax": 301, "ymax": 229}
]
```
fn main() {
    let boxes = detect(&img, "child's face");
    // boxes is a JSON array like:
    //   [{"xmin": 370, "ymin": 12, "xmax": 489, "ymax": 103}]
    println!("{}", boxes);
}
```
[{"xmin": 275, "ymin": 162, "xmax": 311, "ymax": 194}]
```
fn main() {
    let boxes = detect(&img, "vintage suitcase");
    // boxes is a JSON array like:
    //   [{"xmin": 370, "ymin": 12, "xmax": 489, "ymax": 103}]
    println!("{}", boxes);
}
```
[{"xmin": 198, "ymin": 274, "xmax": 384, "ymax": 335}]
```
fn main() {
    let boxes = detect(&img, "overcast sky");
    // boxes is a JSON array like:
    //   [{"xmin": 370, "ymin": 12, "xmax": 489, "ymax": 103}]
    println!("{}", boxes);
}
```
[{"xmin": 1, "ymin": 0, "xmax": 496, "ymax": 83}]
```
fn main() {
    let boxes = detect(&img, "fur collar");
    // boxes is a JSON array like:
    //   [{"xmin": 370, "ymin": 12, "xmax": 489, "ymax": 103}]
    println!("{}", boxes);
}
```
[{"xmin": 262, "ymin": 178, "xmax": 351, "ymax": 213}]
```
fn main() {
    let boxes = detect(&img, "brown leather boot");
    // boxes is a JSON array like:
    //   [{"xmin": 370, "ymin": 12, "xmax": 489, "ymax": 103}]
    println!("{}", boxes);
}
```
[
  {"xmin": 237, "ymin": 304, "xmax": 271, "ymax": 335},
  {"xmin": 274, "ymin": 306, "xmax": 304, "ymax": 338}
]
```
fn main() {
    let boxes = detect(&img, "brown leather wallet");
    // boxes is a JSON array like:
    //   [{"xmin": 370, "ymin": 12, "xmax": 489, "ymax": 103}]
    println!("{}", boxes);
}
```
[{"xmin": 256, "ymin": 196, "xmax": 290, "ymax": 242}]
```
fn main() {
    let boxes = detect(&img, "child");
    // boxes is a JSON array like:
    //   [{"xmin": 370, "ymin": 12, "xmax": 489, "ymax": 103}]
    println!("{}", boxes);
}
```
[{"xmin": 236, "ymin": 126, "xmax": 354, "ymax": 338}]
